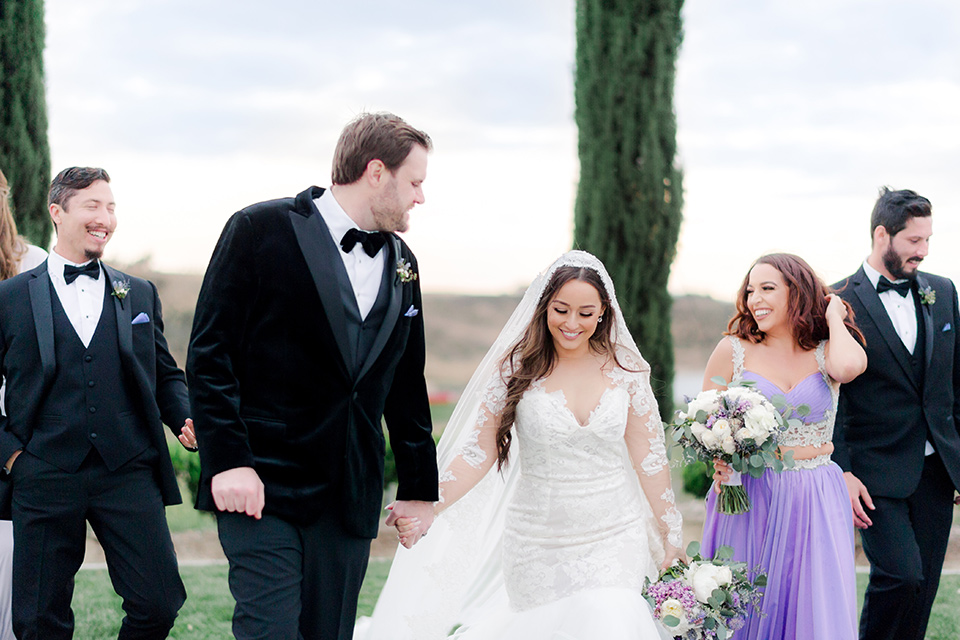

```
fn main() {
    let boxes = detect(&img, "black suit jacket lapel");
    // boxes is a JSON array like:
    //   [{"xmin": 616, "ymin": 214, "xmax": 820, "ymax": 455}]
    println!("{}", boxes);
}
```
[
  {"xmin": 27, "ymin": 264, "xmax": 56, "ymax": 385},
  {"xmin": 289, "ymin": 187, "xmax": 353, "ymax": 371},
  {"xmin": 915, "ymin": 273, "xmax": 935, "ymax": 372},
  {"xmin": 357, "ymin": 235, "xmax": 404, "ymax": 382},
  {"xmin": 852, "ymin": 266, "xmax": 918, "ymax": 386},
  {"xmin": 102, "ymin": 265, "xmax": 134, "ymax": 363}
]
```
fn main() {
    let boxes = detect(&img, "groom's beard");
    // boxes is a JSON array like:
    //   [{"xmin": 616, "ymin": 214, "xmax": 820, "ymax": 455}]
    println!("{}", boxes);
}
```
[{"xmin": 882, "ymin": 243, "xmax": 920, "ymax": 281}]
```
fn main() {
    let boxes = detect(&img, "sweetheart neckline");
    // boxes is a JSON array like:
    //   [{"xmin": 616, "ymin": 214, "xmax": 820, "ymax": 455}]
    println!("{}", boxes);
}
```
[
  {"xmin": 530, "ymin": 385, "xmax": 621, "ymax": 428},
  {"xmin": 743, "ymin": 369, "xmax": 822, "ymax": 395}
]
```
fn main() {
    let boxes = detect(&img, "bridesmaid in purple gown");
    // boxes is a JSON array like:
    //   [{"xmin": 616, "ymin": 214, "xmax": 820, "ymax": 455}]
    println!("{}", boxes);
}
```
[{"xmin": 700, "ymin": 254, "xmax": 867, "ymax": 640}]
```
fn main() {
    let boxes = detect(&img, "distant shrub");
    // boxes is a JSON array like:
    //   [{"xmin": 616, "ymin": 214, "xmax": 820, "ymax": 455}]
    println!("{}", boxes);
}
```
[
  {"xmin": 683, "ymin": 460, "xmax": 713, "ymax": 498},
  {"xmin": 167, "ymin": 439, "xmax": 201, "ymax": 505}
]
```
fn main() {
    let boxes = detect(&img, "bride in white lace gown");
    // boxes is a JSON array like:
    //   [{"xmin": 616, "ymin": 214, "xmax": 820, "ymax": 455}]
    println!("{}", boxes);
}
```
[{"xmin": 356, "ymin": 251, "xmax": 683, "ymax": 640}]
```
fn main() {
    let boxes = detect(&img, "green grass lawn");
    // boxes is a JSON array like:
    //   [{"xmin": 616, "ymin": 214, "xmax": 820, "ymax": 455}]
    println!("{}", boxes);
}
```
[{"xmin": 72, "ymin": 562, "xmax": 959, "ymax": 639}]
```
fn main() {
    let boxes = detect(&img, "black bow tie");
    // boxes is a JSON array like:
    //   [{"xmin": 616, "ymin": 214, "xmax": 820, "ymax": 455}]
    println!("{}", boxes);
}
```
[
  {"xmin": 340, "ymin": 228, "xmax": 385, "ymax": 258},
  {"xmin": 877, "ymin": 276, "xmax": 912, "ymax": 297},
  {"xmin": 63, "ymin": 261, "xmax": 100, "ymax": 285}
]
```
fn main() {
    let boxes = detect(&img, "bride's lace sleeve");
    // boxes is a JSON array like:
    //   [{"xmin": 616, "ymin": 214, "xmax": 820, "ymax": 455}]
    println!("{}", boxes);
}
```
[
  {"xmin": 619, "ymin": 367, "xmax": 684, "ymax": 552},
  {"xmin": 435, "ymin": 369, "xmax": 506, "ymax": 513}
]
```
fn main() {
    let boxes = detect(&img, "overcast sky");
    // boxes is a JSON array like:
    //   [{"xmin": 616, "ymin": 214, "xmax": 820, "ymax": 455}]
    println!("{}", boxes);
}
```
[{"xmin": 42, "ymin": 0, "xmax": 959, "ymax": 299}]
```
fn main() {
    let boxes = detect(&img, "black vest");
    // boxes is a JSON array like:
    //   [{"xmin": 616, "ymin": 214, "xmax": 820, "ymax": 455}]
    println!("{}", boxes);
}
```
[
  {"xmin": 339, "ymin": 257, "xmax": 392, "ymax": 375},
  {"xmin": 27, "ymin": 282, "xmax": 150, "ymax": 472},
  {"xmin": 909, "ymin": 288, "xmax": 927, "ymax": 389}
]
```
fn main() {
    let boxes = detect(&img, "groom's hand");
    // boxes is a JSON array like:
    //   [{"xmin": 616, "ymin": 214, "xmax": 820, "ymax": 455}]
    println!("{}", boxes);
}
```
[
  {"xmin": 844, "ymin": 471, "xmax": 874, "ymax": 529},
  {"xmin": 211, "ymin": 467, "xmax": 265, "ymax": 519}
]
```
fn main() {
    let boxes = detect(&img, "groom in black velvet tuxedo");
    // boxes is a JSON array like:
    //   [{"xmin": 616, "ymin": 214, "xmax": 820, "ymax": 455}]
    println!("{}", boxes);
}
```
[
  {"xmin": 833, "ymin": 188, "xmax": 960, "ymax": 640},
  {"xmin": 187, "ymin": 112, "xmax": 439, "ymax": 640},
  {"xmin": 0, "ymin": 167, "xmax": 197, "ymax": 639}
]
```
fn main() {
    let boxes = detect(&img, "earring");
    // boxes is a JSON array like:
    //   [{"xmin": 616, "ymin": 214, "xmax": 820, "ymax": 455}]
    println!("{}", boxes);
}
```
[{"xmin": 598, "ymin": 315, "xmax": 604, "ymax": 323}]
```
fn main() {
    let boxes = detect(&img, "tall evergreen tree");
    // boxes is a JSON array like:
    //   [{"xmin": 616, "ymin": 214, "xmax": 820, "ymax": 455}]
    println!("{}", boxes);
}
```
[
  {"xmin": 573, "ymin": 0, "xmax": 684, "ymax": 419},
  {"xmin": 0, "ymin": 0, "xmax": 52, "ymax": 247}
]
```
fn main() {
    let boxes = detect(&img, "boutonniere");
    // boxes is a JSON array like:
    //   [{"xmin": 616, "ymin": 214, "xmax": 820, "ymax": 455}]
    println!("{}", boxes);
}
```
[
  {"xmin": 111, "ymin": 279, "xmax": 131, "ymax": 307},
  {"xmin": 396, "ymin": 259, "xmax": 418, "ymax": 284},
  {"xmin": 919, "ymin": 285, "xmax": 936, "ymax": 306}
]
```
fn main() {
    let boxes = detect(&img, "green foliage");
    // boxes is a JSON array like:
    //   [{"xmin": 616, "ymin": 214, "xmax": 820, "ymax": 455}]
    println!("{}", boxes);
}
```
[
  {"xmin": 167, "ymin": 438, "xmax": 201, "ymax": 506},
  {"xmin": 682, "ymin": 460, "xmax": 713, "ymax": 498},
  {"xmin": 573, "ymin": 0, "xmax": 685, "ymax": 421},
  {"xmin": 0, "ymin": 0, "xmax": 52, "ymax": 247}
]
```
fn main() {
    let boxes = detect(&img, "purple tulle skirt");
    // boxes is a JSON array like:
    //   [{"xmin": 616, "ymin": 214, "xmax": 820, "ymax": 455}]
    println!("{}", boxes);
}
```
[{"xmin": 701, "ymin": 461, "xmax": 858, "ymax": 640}]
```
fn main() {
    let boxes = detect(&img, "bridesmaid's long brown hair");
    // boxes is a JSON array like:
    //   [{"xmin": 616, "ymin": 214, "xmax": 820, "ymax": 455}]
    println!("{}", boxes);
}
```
[
  {"xmin": 494, "ymin": 265, "xmax": 632, "ymax": 469},
  {"xmin": 727, "ymin": 253, "xmax": 864, "ymax": 348}
]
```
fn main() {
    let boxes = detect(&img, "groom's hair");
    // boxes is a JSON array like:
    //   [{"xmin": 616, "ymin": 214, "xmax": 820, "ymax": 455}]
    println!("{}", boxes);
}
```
[
  {"xmin": 49, "ymin": 167, "xmax": 111, "ymax": 211},
  {"xmin": 331, "ymin": 112, "xmax": 432, "ymax": 185},
  {"xmin": 870, "ymin": 187, "xmax": 931, "ymax": 242}
]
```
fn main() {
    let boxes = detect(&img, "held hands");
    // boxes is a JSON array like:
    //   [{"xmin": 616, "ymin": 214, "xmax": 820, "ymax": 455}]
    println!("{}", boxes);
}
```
[
  {"xmin": 211, "ymin": 466, "xmax": 265, "ymax": 519},
  {"xmin": 178, "ymin": 418, "xmax": 198, "ymax": 451},
  {"xmin": 385, "ymin": 500, "xmax": 435, "ymax": 549},
  {"xmin": 843, "ymin": 471, "xmax": 874, "ymax": 529}
]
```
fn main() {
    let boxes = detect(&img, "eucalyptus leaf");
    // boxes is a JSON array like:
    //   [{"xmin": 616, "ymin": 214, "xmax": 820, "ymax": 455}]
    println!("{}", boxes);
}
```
[
  {"xmin": 686, "ymin": 540, "xmax": 701, "ymax": 557},
  {"xmin": 662, "ymin": 615, "xmax": 680, "ymax": 627},
  {"xmin": 710, "ymin": 375, "xmax": 729, "ymax": 387}
]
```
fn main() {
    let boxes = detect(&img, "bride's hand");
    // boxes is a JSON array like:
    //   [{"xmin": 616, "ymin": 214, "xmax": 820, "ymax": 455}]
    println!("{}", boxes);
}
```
[
  {"xmin": 661, "ymin": 545, "xmax": 687, "ymax": 571},
  {"xmin": 712, "ymin": 459, "xmax": 731, "ymax": 494}
]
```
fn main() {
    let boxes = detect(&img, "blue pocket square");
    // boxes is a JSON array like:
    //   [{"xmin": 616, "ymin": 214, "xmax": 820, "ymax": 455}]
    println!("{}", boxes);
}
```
[
  {"xmin": 132, "ymin": 312, "xmax": 150, "ymax": 325},
  {"xmin": 943, "ymin": 323, "xmax": 952, "ymax": 332},
  {"xmin": 404, "ymin": 305, "xmax": 419, "ymax": 317}
]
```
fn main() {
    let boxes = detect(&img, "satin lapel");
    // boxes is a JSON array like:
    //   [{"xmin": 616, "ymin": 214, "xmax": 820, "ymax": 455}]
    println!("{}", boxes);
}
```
[
  {"xmin": 852, "ymin": 268, "xmax": 917, "ymax": 387},
  {"xmin": 357, "ymin": 235, "xmax": 404, "ymax": 382},
  {"xmin": 917, "ymin": 274, "xmax": 934, "ymax": 371},
  {"xmin": 102, "ymin": 265, "xmax": 135, "ymax": 368},
  {"xmin": 288, "ymin": 206, "xmax": 353, "ymax": 370},
  {"xmin": 27, "ymin": 269, "xmax": 56, "ymax": 384}
]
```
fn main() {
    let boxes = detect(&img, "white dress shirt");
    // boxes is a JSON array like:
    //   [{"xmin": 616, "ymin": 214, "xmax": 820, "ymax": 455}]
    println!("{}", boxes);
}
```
[
  {"xmin": 47, "ymin": 249, "xmax": 105, "ymax": 348},
  {"xmin": 862, "ymin": 260, "xmax": 934, "ymax": 455},
  {"xmin": 315, "ymin": 189, "xmax": 385, "ymax": 319}
]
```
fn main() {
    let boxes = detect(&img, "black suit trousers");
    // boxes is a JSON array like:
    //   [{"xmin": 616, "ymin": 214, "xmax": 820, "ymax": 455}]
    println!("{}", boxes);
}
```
[
  {"xmin": 10, "ymin": 449, "xmax": 186, "ymax": 640},
  {"xmin": 858, "ymin": 452, "xmax": 954, "ymax": 640},
  {"xmin": 216, "ymin": 508, "xmax": 372, "ymax": 640}
]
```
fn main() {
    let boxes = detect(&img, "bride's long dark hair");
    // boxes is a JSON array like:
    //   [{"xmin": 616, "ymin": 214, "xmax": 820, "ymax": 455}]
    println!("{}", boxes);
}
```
[{"xmin": 494, "ymin": 265, "xmax": 630, "ymax": 470}]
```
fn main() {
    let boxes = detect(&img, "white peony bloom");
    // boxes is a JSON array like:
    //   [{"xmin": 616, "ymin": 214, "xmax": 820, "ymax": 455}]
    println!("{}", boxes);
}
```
[
  {"xmin": 699, "ymin": 428, "xmax": 720, "ymax": 450},
  {"xmin": 711, "ymin": 419, "xmax": 732, "ymax": 440},
  {"xmin": 661, "ymin": 598, "xmax": 685, "ymax": 619},
  {"xmin": 721, "ymin": 434, "xmax": 737, "ymax": 454},
  {"xmin": 685, "ymin": 562, "xmax": 732, "ymax": 603}
]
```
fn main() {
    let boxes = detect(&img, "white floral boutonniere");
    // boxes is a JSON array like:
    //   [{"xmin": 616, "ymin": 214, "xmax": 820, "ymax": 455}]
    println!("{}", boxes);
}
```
[
  {"xmin": 919, "ymin": 285, "xmax": 936, "ymax": 306},
  {"xmin": 396, "ymin": 259, "xmax": 418, "ymax": 284},
  {"xmin": 111, "ymin": 279, "xmax": 131, "ymax": 307}
]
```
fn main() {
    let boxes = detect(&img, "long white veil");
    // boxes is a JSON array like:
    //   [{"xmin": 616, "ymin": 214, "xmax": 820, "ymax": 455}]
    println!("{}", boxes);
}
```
[{"xmin": 356, "ymin": 250, "xmax": 653, "ymax": 639}]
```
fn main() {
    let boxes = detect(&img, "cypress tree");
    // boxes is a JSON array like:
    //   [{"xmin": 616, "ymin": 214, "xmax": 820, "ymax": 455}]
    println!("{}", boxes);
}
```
[
  {"xmin": 0, "ymin": 0, "xmax": 52, "ymax": 247},
  {"xmin": 573, "ymin": 0, "xmax": 684, "ymax": 419}
]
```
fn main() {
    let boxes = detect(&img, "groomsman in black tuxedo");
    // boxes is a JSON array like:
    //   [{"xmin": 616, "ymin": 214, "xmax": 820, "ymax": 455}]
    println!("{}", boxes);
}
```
[
  {"xmin": 833, "ymin": 187, "xmax": 960, "ymax": 640},
  {"xmin": 187, "ymin": 112, "xmax": 439, "ymax": 640},
  {"xmin": 0, "ymin": 167, "xmax": 197, "ymax": 639}
]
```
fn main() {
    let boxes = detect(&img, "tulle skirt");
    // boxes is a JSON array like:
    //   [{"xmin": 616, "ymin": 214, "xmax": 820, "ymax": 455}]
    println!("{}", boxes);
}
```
[{"xmin": 701, "ymin": 461, "xmax": 857, "ymax": 640}]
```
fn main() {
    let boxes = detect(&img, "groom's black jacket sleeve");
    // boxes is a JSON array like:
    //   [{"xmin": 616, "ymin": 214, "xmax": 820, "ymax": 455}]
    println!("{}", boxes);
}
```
[{"xmin": 187, "ymin": 187, "xmax": 438, "ymax": 536}]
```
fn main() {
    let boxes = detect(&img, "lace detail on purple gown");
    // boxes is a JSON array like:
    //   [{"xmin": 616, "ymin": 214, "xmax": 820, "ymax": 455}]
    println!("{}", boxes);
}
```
[{"xmin": 728, "ymin": 337, "xmax": 838, "ymax": 469}]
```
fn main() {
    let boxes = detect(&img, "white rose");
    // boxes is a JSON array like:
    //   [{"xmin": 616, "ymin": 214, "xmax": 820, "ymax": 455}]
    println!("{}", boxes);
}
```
[
  {"xmin": 721, "ymin": 434, "xmax": 736, "ymax": 454},
  {"xmin": 699, "ymin": 428, "xmax": 720, "ymax": 450},
  {"xmin": 685, "ymin": 390, "xmax": 720, "ymax": 420},
  {"xmin": 690, "ymin": 421, "xmax": 707, "ymax": 440},
  {"xmin": 660, "ymin": 598, "xmax": 685, "ymax": 620},
  {"xmin": 684, "ymin": 563, "xmax": 728, "ymax": 603},
  {"xmin": 715, "ymin": 565, "xmax": 733, "ymax": 586},
  {"xmin": 711, "ymin": 419, "xmax": 731, "ymax": 441},
  {"xmin": 742, "ymin": 405, "xmax": 778, "ymax": 444}
]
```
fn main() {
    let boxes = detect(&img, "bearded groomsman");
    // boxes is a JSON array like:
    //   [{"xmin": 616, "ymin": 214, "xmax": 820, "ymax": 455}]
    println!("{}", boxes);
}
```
[
  {"xmin": 833, "ymin": 187, "xmax": 960, "ymax": 640},
  {"xmin": 187, "ymin": 112, "xmax": 439, "ymax": 640},
  {"xmin": 0, "ymin": 167, "xmax": 197, "ymax": 639}
]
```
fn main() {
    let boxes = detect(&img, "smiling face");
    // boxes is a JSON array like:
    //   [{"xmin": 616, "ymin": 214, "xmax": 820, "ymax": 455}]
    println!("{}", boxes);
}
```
[
  {"xmin": 371, "ymin": 144, "xmax": 428, "ymax": 233},
  {"xmin": 546, "ymin": 279, "xmax": 605, "ymax": 357},
  {"xmin": 746, "ymin": 263, "xmax": 790, "ymax": 335},
  {"xmin": 878, "ymin": 216, "xmax": 932, "ymax": 281},
  {"xmin": 50, "ymin": 179, "xmax": 116, "ymax": 263}
]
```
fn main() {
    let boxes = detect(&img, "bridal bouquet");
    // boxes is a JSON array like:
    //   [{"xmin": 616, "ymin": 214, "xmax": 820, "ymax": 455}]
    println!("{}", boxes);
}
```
[
  {"xmin": 643, "ymin": 542, "xmax": 766, "ymax": 640},
  {"xmin": 669, "ymin": 379, "xmax": 800, "ymax": 514}
]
